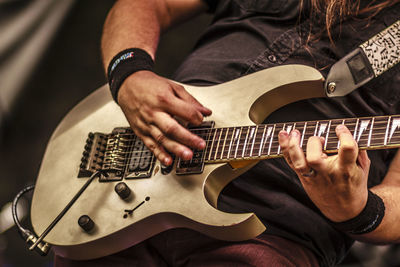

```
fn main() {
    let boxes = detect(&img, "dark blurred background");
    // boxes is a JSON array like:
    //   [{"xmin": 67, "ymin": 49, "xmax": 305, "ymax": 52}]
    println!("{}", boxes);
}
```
[{"xmin": 0, "ymin": 1, "xmax": 398, "ymax": 266}]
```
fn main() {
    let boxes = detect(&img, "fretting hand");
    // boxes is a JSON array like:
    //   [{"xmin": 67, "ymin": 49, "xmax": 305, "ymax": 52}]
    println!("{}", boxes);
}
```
[{"xmin": 278, "ymin": 124, "xmax": 371, "ymax": 222}]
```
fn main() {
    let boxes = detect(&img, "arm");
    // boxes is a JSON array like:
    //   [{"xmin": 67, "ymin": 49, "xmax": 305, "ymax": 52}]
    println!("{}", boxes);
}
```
[
  {"xmin": 101, "ymin": 0, "xmax": 212, "ymax": 165},
  {"xmin": 278, "ymin": 125, "xmax": 400, "ymax": 244}
]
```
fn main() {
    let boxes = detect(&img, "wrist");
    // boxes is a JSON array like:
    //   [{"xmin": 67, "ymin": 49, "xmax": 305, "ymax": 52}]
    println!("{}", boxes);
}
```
[
  {"xmin": 107, "ymin": 48, "xmax": 155, "ymax": 104},
  {"xmin": 328, "ymin": 190, "xmax": 385, "ymax": 235}
]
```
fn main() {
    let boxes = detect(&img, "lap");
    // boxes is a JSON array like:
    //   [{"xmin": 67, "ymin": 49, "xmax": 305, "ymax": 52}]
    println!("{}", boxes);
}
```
[{"xmin": 54, "ymin": 229, "xmax": 319, "ymax": 267}]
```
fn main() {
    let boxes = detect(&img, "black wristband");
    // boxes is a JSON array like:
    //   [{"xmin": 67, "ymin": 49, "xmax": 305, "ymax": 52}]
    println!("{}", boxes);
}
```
[
  {"xmin": 107, "ymin": 48, "xmax": 154, "ymax": 103},
  {"xmin": 330, "ymin": 190, "xmax": 385, "ymax": 235}
]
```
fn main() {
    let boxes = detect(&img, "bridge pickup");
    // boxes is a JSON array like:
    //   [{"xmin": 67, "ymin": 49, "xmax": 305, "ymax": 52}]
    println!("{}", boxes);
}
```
[
  {"xmin": 125, "ymin": 133, "xmax": 156, "ymax": 179},
  {"xmin": 176, "ymin": 121, "xmax": 214, "ymax": 175}
]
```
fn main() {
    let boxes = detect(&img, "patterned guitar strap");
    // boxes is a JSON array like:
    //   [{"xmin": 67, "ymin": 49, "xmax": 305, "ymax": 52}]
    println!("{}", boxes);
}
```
[{"xmin": 325, "ymin": 20, "xmax": 400, "ymax": 97}]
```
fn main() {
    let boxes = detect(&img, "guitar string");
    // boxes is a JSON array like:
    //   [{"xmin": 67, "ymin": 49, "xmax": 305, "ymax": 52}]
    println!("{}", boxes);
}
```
[
  {"xmin": 98, "ymin": 119, "xmax": 398, "ymax": 167},
  {"xmin": 110, "ymin": 122, "xmax": 397, "ymax": 155}
]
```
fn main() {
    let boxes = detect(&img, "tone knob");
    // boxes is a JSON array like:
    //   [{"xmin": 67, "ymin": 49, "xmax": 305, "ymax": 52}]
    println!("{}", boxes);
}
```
[
  {"xmin": 115, "ymin": 182, "xmax": 131, "ymax": 199},
  {"xmin": 78, "ymin": 215, "xmax": 95, "ymax": 232}
]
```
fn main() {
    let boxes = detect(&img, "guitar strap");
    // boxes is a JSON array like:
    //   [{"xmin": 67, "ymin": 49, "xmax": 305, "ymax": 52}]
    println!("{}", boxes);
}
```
[{"xmin": 325, "ymin": 20, "xmax": 400, "ymax": 97}]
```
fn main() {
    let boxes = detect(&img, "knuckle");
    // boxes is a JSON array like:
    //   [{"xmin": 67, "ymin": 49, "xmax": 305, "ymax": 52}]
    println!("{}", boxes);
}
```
[
  {"xmin": 293, "ymin": 163, "xmax": 308, "ymax": 174},
  {"xmin": 155, "ymin": 133, "xmax": 166, "ymax": 145},
  {"xmin": 164, "ymin": 123, "xmax": 179, "ymax": 136},
  {"xmin": 156, "ymin": 91, "xmax": 171, "ymax": 105}
]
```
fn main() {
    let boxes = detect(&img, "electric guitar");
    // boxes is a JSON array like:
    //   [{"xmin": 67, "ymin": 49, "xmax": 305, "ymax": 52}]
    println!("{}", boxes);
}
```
[{"xmin": 30, "ymin": 65, "xmax": 400, "ymax": 260}]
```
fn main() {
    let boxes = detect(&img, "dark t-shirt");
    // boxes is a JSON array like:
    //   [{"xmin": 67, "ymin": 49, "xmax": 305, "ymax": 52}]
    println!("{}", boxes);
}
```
[{"xmin": 173, "ymin": 1, "xmax": 400, "ymax": 266}]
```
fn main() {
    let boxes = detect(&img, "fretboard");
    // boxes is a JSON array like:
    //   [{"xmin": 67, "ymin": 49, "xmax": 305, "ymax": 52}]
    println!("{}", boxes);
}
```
[{"xmin": 191, "ymin": 115, "xmax": 400, "ymax": 163}]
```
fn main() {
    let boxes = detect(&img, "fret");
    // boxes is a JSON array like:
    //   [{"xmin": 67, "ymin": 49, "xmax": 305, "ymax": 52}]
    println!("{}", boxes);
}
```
[
  {"xmin": 388, "ymin": 116, "xmax": 400, "ymax": 145},
  {"xmin": 203, "ymin": 128, "xmax": 215, "ymax": 161},
  {"xmin": 300, "ymin": 122, "xmax": 307, "ymax": 148},
  {"xmin": 384, "ymin": 116, "xmax": 392, "ymax": 146},
  {"xmin": 337, "ymin": 119, "xmax": 346, "ymax": 149},
  {"xmin": 214, "ymin": 128, "xmax": 225, "ymax": 160},
  {"xmin": 324, "ymin": 120, "xmax": 332, "ymax": 150},
  {"xmin": 230, "ymin": 127, "xmax": 240, "ymax": 158},
  {"xmin": 258, "ymin": 125, "xmax": 268, "ymax": 156},
  {"xmin": 250, "ymin": 125, "xmax": 258, "ymax": 157},
  {"xmin": 276, "ymin": 124, "xmax": 286, "ymax": 155},
  {"xmin": 353, "ymin": 118, "xmax": 359, "ymax": 140},
  {"xmin": 234, "ymin": 127, "xmax": 245, "ymax": 159},
  {"xmin": 221, "ymin": 127, "xmax": 230, "ymax": 159},
  {"xmin": 242, "ymin": 126, "xmax": 251, "ymax": 158},
  {"xmin": 302, "ymin": 121, "xmax": 318, "ymax": 150},
  {"xmin": 356, "ymin": 119, "xmax": 372, "ymax": 148},
  {"xmin": 268, "ymin": 123, "xmax": 284, "ymax": 156},
  {"xmin": 367, "ymin": 117, "xmax": 375, "ymax": 147},
  {"xmin": 227, "ymin": 127, "xmax": 239, "ymax": 159},
  {"xmin": 314, "ymin": 121, "xmax": 319, "ymax": 136},
  {"xmin": 268, "ymin": 124, "xmax": 277, "ymax": 156},
  {"xmin": 207, "ymin": 129, "xmax": 218, "ymax": 161},
  {"xmin": 370, "ymin": 117, "xmax": 389, "ymax": 147}
]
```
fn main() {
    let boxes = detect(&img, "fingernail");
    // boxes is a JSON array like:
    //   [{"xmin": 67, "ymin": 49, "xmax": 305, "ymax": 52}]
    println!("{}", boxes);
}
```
[
  {"xmin": 290, "ymin": 130, "xmax": 298, "ymax": 137},
  {"xmin": 163, "ymin": 157, "xmax": 171, "ymax": 166},
  {"xmin": 182, "ymin": 150, "xmax": 192, "ymax": 160},
  {"xmin": 279, "ymin": 130, "xmax": 288, "ymax": 137},
  {"xmin": 197, "ymin": 139, "xmax": 206, "ymax": 149}
]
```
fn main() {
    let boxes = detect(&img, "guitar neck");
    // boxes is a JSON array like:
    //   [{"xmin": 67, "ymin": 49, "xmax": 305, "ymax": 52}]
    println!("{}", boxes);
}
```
[{"xmin": 197, "ymin": 115, "xmax": 400, "ymax": 163}]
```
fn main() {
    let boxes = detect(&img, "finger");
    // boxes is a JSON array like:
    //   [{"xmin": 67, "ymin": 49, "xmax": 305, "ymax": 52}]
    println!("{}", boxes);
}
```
[
  {"xmin": 160, "ymin": 95, "xmax": 206, "ymax": 126},
  {"xmin": 336, "ymin": 124, "xmax": 358, "ymax": 166},
  {"xmin": 147, "ymin": 124, "xmax": 194, "ymax": 161},
  {"xmin": 171, "ymin": 83, "xmax": 212, "ymax": 116},
  {"xmin": 306, "ymin": 135, "xmax": 328, "ymax": 170},
  {"xmin": 286, "ymin": 130, "xmax": 310, "ymax": 174},
  {"xmin": 357, "ymin": 149, "xmax": 371, "ymax": 171},
  {"xmin": 132, "ymin": 126, "xmax": 173, "ymax": 166},
  {"xmin": 152, "ymin": 112, "xmax": 206, "ymax": 150},
  {"xmin": 132, "ymin": 113, "xmax": 197, "ymax": 161},
  {"xmin": 278, "ymin": 130, "xmax": 292, "ymax": 165}
]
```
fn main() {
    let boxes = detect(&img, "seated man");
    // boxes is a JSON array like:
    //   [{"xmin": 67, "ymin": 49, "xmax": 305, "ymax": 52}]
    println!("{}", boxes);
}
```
[{"xmin": 56, "ymin": 0, "xmax": 400, "ymax": 266}]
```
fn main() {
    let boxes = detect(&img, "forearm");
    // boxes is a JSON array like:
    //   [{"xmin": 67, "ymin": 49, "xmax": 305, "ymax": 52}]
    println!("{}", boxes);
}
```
[
  {"xmin": 353, "ymin": 151, "xmax": 400, "ymax": 244},
  {"xmin": 101, "ymin": 0, "xmax": 208, "ymax": 68}
]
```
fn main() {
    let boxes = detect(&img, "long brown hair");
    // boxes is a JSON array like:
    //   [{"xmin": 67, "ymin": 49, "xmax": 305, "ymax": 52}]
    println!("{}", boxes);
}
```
[{"xmin": 302, "ymin": 0, "xmax": 400, "ymax": 42}]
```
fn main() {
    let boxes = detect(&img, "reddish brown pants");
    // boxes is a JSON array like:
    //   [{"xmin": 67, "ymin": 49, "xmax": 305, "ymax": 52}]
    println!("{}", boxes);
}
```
[{"xmin": 55, "ymin": 229, "xmax": 319, "ymax": 267}]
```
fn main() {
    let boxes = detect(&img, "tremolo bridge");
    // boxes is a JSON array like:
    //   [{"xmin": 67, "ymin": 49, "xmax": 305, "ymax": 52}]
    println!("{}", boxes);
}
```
[{"xmin": 78, "ymin": 122, "xmax": 214, "ymax": 181}]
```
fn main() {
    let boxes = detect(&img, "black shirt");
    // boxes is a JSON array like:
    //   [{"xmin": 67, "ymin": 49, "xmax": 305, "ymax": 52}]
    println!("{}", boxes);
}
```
[{"xmin": 173, "ymin": 1, "xmax": 400, "ymax": 266}]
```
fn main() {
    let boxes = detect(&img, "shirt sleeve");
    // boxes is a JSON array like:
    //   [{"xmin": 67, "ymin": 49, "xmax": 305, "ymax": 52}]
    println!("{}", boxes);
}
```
[{"xmin": 201, "ymin": 0, "xmax": 218, "ymax": 13}]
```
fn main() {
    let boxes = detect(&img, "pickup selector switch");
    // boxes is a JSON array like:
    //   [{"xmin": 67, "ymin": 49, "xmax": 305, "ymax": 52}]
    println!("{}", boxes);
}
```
[
  {"xmin": 78, "ymin": 215, "xmax": 95, "ymax": 232},
  {"xmin": 115, "ymin": 182, "xmax": 131, "ymax": 199}
]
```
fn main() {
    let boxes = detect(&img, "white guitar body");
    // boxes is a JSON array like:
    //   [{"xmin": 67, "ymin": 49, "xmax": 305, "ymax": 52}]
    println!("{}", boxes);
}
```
[{"xmin": 31, "ymin": 65, "xmax": 324, "ymax": 260}]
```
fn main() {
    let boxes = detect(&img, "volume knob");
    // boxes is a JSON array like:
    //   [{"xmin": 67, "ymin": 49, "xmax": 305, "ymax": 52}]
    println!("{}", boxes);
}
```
[
  {"xmin": 115, "ymin": 182, "xmax": 131, "ymax": 199},
  {"xmin": 78, "ymin": 215, "xmax": 95, "ymax": 232}
]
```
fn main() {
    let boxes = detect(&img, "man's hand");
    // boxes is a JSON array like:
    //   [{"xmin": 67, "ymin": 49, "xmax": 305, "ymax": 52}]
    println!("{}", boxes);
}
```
[
  {"xmin": 278, "ymin": 125, "xmax": 371, "ymax": 222},
  {"xmin": 118, "ymin": 71, "xmax": 212, "ymax": 166}
]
